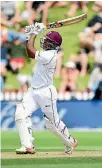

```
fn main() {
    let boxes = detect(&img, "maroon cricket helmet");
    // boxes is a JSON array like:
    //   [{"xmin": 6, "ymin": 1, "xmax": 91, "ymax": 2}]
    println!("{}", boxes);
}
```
[
  {"xmin": 40, "ymin": 31, "xmax": 62, "ymax": 50},
  {"xmin": 45, "ymin": 31, "xmax": 62, "ymax": 46}
]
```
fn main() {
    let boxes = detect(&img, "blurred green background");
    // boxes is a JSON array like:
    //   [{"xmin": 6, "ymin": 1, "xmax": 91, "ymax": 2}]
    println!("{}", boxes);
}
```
[{"xmin": 4, "ymin": 2, "xmax": 96, "ymax": 90}]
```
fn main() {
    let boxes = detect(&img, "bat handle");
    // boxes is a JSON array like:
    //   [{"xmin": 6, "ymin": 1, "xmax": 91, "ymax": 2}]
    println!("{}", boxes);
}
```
[{"xmin": 46, "ymin": 22, "xmax": 63, "ymax": 29}]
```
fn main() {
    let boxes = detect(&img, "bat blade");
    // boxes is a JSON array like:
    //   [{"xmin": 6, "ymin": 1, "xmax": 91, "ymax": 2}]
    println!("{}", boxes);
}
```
[{"xmin": 46, "ymin": 13, "xmax": 87, "ymax": 29}]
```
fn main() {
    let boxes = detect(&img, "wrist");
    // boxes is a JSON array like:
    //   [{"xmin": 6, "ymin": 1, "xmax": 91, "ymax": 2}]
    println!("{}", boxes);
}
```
[{"xmin": 30, "ymin": 33, "xmax": 37, "ymax": 38}]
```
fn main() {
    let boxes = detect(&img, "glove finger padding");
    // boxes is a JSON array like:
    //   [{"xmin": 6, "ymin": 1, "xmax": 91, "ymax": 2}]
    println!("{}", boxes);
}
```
[
  {"xmin": 33, "ymin": 22, "xmax": 46, "ymax": 35},
  {"xmin": 25, "ymin": 24, "xmax": 35, "ymax": 33},
  {"xmin": 25, "ymin": 24, "xmax": 35, "ymax": 40},
  {"xmin": 25, "ymin": 22, "xmax": 46, "ymax": 39}
]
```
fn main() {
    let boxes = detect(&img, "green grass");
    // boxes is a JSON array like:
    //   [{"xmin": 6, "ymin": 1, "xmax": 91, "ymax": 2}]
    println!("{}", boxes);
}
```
[
  {"xmin": 4, "ymin": 2, "xmax": 96, "ymax": 90},
  {"xmin": 1, "ymin": 131, "xmax": 102, "ymax": 168},
  {"xmin": 2, "ymin": 158, "xmax": 102, "ymax": 168},
  {"xmin": 1, "ymin": 131, "xmax": 102, "ymax": 151}
]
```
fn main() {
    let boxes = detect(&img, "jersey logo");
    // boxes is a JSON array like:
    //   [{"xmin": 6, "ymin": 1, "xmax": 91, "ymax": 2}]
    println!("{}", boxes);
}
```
[{"xmin": 45, "ymin": 105, "xmax": 50, "ymax": 107}]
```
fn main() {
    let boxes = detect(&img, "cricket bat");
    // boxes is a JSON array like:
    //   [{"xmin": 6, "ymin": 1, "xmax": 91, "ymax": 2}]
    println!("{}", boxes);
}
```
[{"xmin": 46, "ymin": 13, "xmax": 87, "ymax": 29}]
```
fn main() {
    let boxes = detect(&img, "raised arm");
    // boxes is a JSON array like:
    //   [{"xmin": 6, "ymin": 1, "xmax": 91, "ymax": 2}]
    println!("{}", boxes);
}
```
[
  {"xmin": 26, "ymin": 34, "xmax": 37, "ymax": 59},
  {"xmin": 24, "ymin": 23, "xmax": 46, "ymax": 59}
]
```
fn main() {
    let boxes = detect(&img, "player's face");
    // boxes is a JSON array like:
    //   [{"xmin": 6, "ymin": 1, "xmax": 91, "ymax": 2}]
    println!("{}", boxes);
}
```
[
  {"xmin": 40, "ymin": 37, "xmax": 57, "ymax": 50},
  {"xmin": 40, "ymin": 37, "xmax": 49, "ymax": 50},
  {"xmin": 43, "ymin": 38, "xmax": 49, "ymax": 50}
]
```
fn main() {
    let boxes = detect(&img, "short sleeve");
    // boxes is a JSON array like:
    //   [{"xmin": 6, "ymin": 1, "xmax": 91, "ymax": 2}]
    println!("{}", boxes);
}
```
[{"xmin": 35, "ymin": 50, "xmax": 56, "ymax": 64}]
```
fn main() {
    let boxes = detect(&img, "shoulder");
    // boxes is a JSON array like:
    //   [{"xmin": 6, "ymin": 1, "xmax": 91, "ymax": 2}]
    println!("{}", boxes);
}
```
[
  {"xmin": 41, "ymin": 50, "xmax": 57, "ymax": 54},
  {"xmin": 35, "ymin": 50, "xmax": 57, "ymax": 64},
  {"xmin": 38, "ymin": 50, "xmax": 57, "ymax": 57}
]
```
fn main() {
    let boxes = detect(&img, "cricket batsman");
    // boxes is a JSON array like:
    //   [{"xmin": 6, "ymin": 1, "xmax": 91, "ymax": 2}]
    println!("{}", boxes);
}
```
[{"xmin": 15, "ymin": 22, "xmax": 78, "ymax": 154}]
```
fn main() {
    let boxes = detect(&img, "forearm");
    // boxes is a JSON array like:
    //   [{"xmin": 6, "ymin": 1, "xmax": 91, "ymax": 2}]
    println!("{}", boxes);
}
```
[{"xmin": 26, "ymin": 34, "xmax": 37, "ymax": 58}]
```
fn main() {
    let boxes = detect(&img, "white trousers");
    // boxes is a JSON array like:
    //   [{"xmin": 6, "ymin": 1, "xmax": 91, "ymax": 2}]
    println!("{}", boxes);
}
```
[
  {"xmin": 15, "ymin": 85, "xmax": 74, "ymax": 148},
  {"xmin": 21, "ymin": 85, "xmax": 59, "ymax": 122}
]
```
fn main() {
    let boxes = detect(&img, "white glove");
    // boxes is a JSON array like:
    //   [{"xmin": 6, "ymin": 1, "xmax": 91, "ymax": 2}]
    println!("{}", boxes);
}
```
[
  {"xmin": 24, "ymin": 23, "xmax": 46, "ymax": 40},
  {"xmin": 24, "ymin": 24, "xmax": 35, "ymax": 40},
  {"xmin": 32, "ymin": 22, "xmax": 46, "ymax": 35}
]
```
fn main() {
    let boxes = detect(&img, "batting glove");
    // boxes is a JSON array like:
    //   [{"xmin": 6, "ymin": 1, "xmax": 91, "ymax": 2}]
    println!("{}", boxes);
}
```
[
  {"xmin": 32, "ymin": 22, "xmax": 46, "ymax": 35},
  {"xmin": 24, "ymin": 24, "xmax": 35, "ymax": 40}
]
